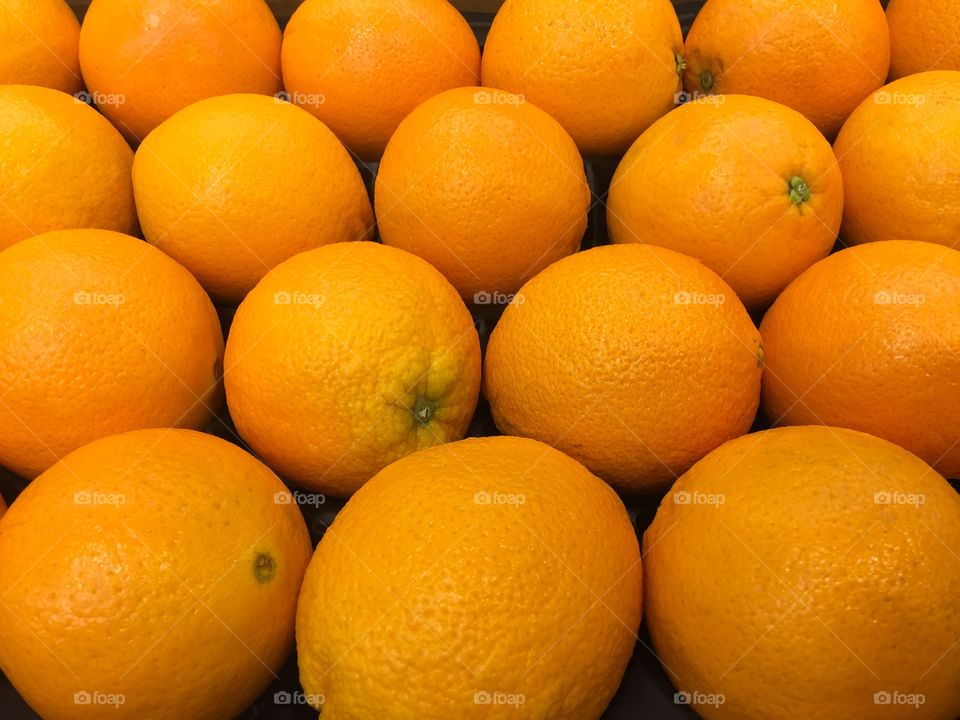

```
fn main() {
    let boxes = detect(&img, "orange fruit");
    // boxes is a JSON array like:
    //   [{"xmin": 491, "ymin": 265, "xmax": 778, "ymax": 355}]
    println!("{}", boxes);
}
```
[
  {"xmin": 484, "ymin": 244, "xmax": 763, "ymax": 493},
  {"xmin": 834, "ymin": 71, "xmax": 960, "ymax": 249},
  {"xmin": 0, "ymin": 0, "xmax": 81, "ymax": 92},
  {"xmin": 683, "ymin": 0, "xmax": 890, "ymax": 139},
  {"xmin": 79, "ymin": 0, "xmax": 282, "ymax": 142},
  {"xmin": 607, "ymin": 94, "xmax": 844, "ymax": 310},
  {"xmin": 888, "ymin": 0, "xmax": 960, "ymax": 79},
  {"xmin": 376, "ymin": 87, "xmax": 589, "ymax": 301},
  {"xmin": 133, "ymin": 94, "xmax": 374, "ymax": 305},
  {"xmin": 225, "ymin": 242, "xmax": 481, "ymax": 497},
  {"xmin": 760, "ymin": 240, "xmax": 960, "ymax": 479},
  {"xmin": 281, "ymin": 0, "xmax": 480, "ymax": 160},
  {"xmin": 0, "ymin": 85, "xmax": 136, "ymax": 251},
  {"xmin": 0, "ymin": 229, "xmax": 224, "ymax": 479},
  {"xmin": 481, "ymin": 0, "xmax": 683, "ymax": 156},
  {"xmin": 644, "ymin": 425, "xmax": 960, "ymax": 720},
  {"xmin": 0, "ymin": 428, "xmax": 312, "ymax": 720},
  {"xmin": 297, "ymin": 435, "xmax": 642, "ymax": 720}
]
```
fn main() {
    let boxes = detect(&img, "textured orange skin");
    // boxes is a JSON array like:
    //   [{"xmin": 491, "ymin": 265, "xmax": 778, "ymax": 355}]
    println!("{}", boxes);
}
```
[
  {"xmin": 644, "ymin": 425, "xmax": 960, "ymax": 720},
  {"xmin": 484, "ymin": 244, "xmax": 763, "ymax": 493},
  {"xmin": 133, "ymin": 94, "xmax": 374, "ymax": 305},
  {"xmin": 281, "ymin": 0, "xmax": 480, "ymax": 160},
  {"xmin": 481, "ymin": 0, "xmax": 683, "ymax": 156},
  {"xmin": 0, "ymin": 429, "xmax": 313, "ymax": 720},
  {"xmin": 79, "ymin": 0, "xmax": 282, "ymax": 143},
  {"xmin": 376, "ymin": 87, "xmax": 589, "ymax": 300},
  {"xmin": 684, "ymin": 0, "xmax": 890, "ymax": 139},
  {"xmin": 225, "ymin": 242, "xmax": 481, "ymax": 497},
  {"xmin": 0, "ymin": 85, "xmax": 136, "ymax": 251},
  {"xmin": 888, "ymin": 0, "xmax": 960, "ymax": 79},
  {"xmin": 835, "ymin": 71, "xmax": 960, "ymax": 249},
  {"xmin": 0, "ymin": 0, "xmax": 81, "ymax": 92},
  {"xmin": 761, "ymin": 240, "xmax": 960, "ymax": 479},
  {"xmin": 607, "ymin": 94, "xmax": 843, "ymax": 310},
  {"xmin": 0, "ymin": 229, "xmax": 224, "ymax": 480},
  {"xmin": 297, "ymin": 436, "xmax": 642, "ymax": 720}
]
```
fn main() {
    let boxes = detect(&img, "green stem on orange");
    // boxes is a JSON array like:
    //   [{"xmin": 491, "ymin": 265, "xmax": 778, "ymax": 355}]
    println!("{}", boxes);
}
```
[
  {"xmin": 789, "ymin": 176, "xmax": 811, "ymax": 205},
  {"xmin": 699, "ymin": 70, "xmax": 715, "ymax": 92},
  {"xmin": 412, "ymin": 396, "xmax": 437, "ymax": 426}
]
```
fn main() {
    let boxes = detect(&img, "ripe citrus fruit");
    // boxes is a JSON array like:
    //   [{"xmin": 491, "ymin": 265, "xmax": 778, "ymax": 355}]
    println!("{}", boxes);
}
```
[
  {"xmin": 0, "ymin": 428, "xmax": 312, "ymax": 720},
  {"xmin": 888, "ymin": 0, "xmax": 960, "ymax": 79},
  {"xmin": 484, "ymin": 244, "xmax": 763, "ymax": 492},
  {"xmin": 481, "ymin": 0, "xmax": 683, "ymax": 156},
  {"xmin": 644, "ymin": 425, "xmax": 960, "ymax": 720},
  {"xmin": 761, "ymin": 240, "xmax": 960, "ymax": 479},
  {"xmin": 376, "ymin": 87, "xmax": 589, "ymax": 301},
  {"xmin": 133, "ymin": 94, "xmax": 374, "ymax": 305},
  {"xmin": 834, "ymin": 71, "xmax": 960, "ymax": 249},
  {"xmin": 225, "ymin": 242, "xmax": 481, "ymax": 496},
  {"xmin": 0, "ymin": 0, "xmax": 81, "ymax": 92},
  {"xmin": 0, "ymin": 84, "xmax": 136, "ymax": 251},
  {"xmin": 683, "ymin": 0, "xmax": 890, "ymax": 139},
  {"xmin": 297, "ymin": 435, "xmax": 642, "ymax": 720},
  {"xmin": 607, "ymin": 94, "xmax": 843, "ymax": 310},
  {"xmin": 281, "ymin": 0, "xmax": 480, "ymax": 160},
  {"xmin": 0, "ymin": 229, "xmax": 224, "ymax": 479},
  {"xmin": 79, "ymin": 0, "xmax": 282, "ymax": 142}
]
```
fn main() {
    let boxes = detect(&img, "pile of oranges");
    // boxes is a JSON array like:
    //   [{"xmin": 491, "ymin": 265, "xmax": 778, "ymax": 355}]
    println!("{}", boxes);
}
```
[{"xmin": 0, "ymin": 1, "xmax": 958, "ymax": 719}]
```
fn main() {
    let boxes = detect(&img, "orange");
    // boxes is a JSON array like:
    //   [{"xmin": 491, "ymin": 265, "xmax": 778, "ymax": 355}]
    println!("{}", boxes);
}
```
[
  {"xmin": 683, "ymin": 0, "xmax": 890, "ymax": 139},
  {"xmin": 281, "ymin": 0, "xmax": 480, "ymax": 160},
  {"xmin": 297, "ymin": 435, "xmax": 642, "ymax": 720},
  {"xmin": 644, "ymin": 425, "xmax": 960, "ymax": 720},
  {"xmin": 761, "ymin": 240, "xmax": 960, "ymax": 479},
  {"xmin": 484, "ymin": 244, "xmax": 763, "ymax": 493},
  {"xmin": 0, "ymin": 229, "xmax": 224, "ymax": 479},
  {"xmin": 133, "ymin": 94, "xmax": 374, "ymax": 305},
  {"xmin": 481, "ymin": 0, "xmax": 683, "ymax": 156},
  {"xmin": 225, "ymin": 241, "xmax": 481, "ymax": 497},
  {"xmin": 0, "ymin": 0, "xmax": 81, "ymax": 92},
  {"xmin": 0, "ymin": 85, "xmax": 136, "ymax": 251},
  {"xmin": 0, "ymin": 493, "xmax": 5, "ymax": 519},
  {"xmin": 607, "ymin": 94, "xmax": 843, "ymax": 310},
  {"xmin": 834, "ymin": 71, "xmax": 960, "ymax": 249},
  {"xmin": 0, "ymin": 428, "xmax": 312, "ymax": 720},
  {"xmin": 79, "ymin": 0, "xmax": 282, "ymax": 142},
  {"xmin": 376, "ymin": 87, "xmax": 589, "ymax": 301},
  {"xmin": 888, "ymin": 0, "xmax": 960, "ymax": 79}
]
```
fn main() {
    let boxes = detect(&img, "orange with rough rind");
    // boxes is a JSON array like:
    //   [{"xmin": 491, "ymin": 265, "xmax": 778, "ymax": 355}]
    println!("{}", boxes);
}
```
[
  {"xmin": 888, "ymin": 0, "xmax": 960, "ymax": 79},
  {"xmin": 0, "ymin": 0, "xmax": 81, "ymax": 92}
]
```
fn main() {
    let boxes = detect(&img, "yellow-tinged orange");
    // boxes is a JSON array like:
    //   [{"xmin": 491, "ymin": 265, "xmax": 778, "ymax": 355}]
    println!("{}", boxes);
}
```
[
  {"xmin": 281, "ymin": 0, "xmax": 480, "ymax": 160},
  {"xmin": 225, "ymin": 241, "xmax": 481, "ymax": 497},
  {"xmin": 376, "ymin": 87, "xmax": 589, "ymax": 301},
  {"xmin": 0, "ymin": 0, "xmax": 81, "ymax": 92},
  {"xmin": 481, "ymin": 0, "xmax": 683, "ymax": 156},
  {"xmin": 683, "ymin": 0, "xmax": 890, "ymax": 139},
  {"xmin": 761, "ymin": 240, "xmax": 960, "ymax": 479},
  {"xmin": 644, "ymin": 425, "xmax": 960, "ymax": 720},
  {"xmin": 607, "ymin": 94, "xmax": 843, "ymax": 310},
  {"xmin": 297, "ymin": 435, "xmax": 642, "ymax": 720},
  {"xmin": 0, "ymin": 428, "xmax": 312, "ymax": 720},
  {"xmin": 133, "ymin": 93, "xmax": 374, "ymax": 304},
  {"xmin": 834, "ymin": 71, "xmax": 960, "ymax": 248},
  {"xmin": 0, "ymin": 85, "xmax": 136, "ymax": 251},
  {"xmin": 0, "ymin": 229, "xmax": 224, "ymax": 479},
  {"xmin": 79, "ymin": 0, "xmax": 282, "ymax": 142},
  {"xmin": 484, "ymin": 244, "xmax": 763, "ymax": 493},
  {"xmin": 888, "ymin": 0, "xmax": 960, "ymax": 79}
]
